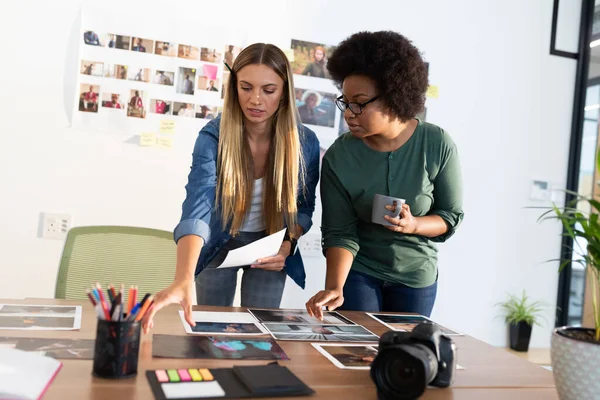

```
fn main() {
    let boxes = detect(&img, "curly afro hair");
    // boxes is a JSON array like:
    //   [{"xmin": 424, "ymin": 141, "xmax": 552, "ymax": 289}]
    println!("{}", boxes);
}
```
[{"xmin": 327, "ymin": 31, "xmax": 428, "ymax": 121}]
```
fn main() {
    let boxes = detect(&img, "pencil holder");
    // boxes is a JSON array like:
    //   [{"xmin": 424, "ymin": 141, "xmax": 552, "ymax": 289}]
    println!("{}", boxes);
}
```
[{"xmin": 92, "ymin": 318, "xmax": 141, "ymax": 379}]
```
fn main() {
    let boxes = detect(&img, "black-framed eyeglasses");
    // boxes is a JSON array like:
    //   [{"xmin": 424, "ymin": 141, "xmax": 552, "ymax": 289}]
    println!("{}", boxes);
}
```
[{"xmin": 335, "ymin": 95, "xmax": 380, "ymax": 115}]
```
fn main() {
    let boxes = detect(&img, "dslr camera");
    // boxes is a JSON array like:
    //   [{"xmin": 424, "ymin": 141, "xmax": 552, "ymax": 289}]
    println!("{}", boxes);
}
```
[{"xmin": 370, "ymin": 322, "xmax": 457, "ymax": 399}]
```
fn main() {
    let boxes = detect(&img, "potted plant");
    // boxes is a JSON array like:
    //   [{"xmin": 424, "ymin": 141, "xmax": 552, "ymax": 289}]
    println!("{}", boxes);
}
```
[
  {"xmin": 537, "ymin": 151, "xmax": 600, "ymax": 400},
  {"xmin": 496, "ymin": 291, "xmax": 544, "ymax": 352}
]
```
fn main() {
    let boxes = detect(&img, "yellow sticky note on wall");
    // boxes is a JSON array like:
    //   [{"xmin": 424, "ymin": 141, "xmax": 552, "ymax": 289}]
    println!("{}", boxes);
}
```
[
  {"xmin": 426, "ymin": 85, "xmax": 439, "ymax": 99},
  {"xmin": 283, "ymin": 48, "xmax": 295, "ymax": 62},
  {"xmin": 140, "ymin": 133, "xmax": 157, "ymax": 147},
  {"xmin": 158, "ymin": 137, "xmax": 173, "ymax": 148},
  {"xmin": 160, "ymin": 120, "xmax": 176, "ymax": 134}
]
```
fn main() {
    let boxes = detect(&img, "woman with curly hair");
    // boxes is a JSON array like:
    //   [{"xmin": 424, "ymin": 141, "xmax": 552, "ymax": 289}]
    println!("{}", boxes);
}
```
[{"xmin": 306, "ymin": 31, "xmax": 464, "ymax": 319}]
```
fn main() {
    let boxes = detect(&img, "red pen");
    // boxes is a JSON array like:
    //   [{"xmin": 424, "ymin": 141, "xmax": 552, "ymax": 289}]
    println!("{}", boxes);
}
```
[{"xmin": 95, "ymin": 282, "xmax": 111, "ymax": 320}]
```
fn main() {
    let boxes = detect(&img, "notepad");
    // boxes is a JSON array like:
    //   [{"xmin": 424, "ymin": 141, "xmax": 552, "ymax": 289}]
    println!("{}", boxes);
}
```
[
  {"xmin": 162, "ymin": 381, "xmax": 225, "ymax": 399},
  {"xmin": 0, "ymin": 347, "xmax": 62, "ymax": 400}
]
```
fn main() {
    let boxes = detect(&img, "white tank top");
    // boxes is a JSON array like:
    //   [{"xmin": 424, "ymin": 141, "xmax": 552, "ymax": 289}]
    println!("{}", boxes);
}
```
[{"xmin": 240, "ymin": 178, "xmax": 265, "ymax": 232}]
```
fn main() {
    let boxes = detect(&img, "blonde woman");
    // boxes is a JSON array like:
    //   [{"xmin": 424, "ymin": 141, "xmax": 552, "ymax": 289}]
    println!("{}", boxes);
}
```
[{"xmin": 143, "ymin": 44, "xmax": 320, "ymax": 333}]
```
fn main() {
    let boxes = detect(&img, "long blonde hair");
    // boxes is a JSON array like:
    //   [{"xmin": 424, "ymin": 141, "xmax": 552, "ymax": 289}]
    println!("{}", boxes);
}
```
[{"xmin": 217, "ymin": 43, "xmax": 304, "ymax": 238}]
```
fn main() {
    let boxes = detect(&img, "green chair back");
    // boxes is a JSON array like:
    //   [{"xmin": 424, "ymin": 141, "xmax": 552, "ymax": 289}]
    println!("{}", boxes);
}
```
[{"xmin": 55, "ymin": 226, "xmax": 176, "ymax": 301}]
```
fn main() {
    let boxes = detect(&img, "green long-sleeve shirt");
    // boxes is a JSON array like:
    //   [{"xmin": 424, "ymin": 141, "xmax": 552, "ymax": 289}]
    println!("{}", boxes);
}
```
[{"xmin": 321, "ymin": 120, "xmax": 464, "ymax": 288}]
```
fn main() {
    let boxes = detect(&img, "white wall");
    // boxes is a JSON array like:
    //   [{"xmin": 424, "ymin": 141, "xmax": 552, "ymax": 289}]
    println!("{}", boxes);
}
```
[{"xmin": 0, "ymin": 0, "xmax": 578, "ymax": 348}]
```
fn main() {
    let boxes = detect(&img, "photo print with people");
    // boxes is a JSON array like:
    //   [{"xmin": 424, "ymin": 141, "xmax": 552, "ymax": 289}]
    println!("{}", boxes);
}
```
[
  {"xmin": 79, "ymin": 84, "xmax": 99, "ymax": 113},
  {"xmin": 130, "ymin": 36, "xmax": 153, "ymax": 53},
  {"xmin": 177, "ymin": 67, "xmax": 196, "ymax": 95},
  {"xmin": 153, "ymin": 70, "xmax": 174, "ymax": 86},
  {"xmin": 150, "ymin": 99, "xmax": 172, "ymax": 115},
  {"xmin": 127, "ymin": 89, "xmax": 146, "ymax": 118},
  {"xmin": 198, "ymin": 64, "xmax": 220, "ymax": 93},
  {"xmin": 295, "ymin": 88, "xmax": 336, "ymax": 128},
  {"xmin": 80, "ymin": 60, "xmax": 103, "ymax": 77},
  {"xmin": 128, "ymin": 67, "xmax": 151, "ymax": 83},
  {"xmin": 178, "ymin": 44, "xmax": 200, "ymax": 60},
  {"xmin": 201, "ymin": 47, "xmax": 222, "ymax": 63},
  {"xmin": 223, "ymin": 45, "xmax": 242, "ymax": 66},
  {"xmin": 101, "ymin": 93, "xmax": 124, "ymax": 110},
  {"xmin": 174, "ymin": 102, "xmax": 194, "ymax": 118},
  {"xmin": 291, "ymin": 39, "xmax": 335, "ymax": 79},
  {"xmin": 104, "ymin": 64, "xmax": 128, "ymax": 80},
  {"xmin": 195, "ymin": 105, "xmax": 219, "ymax": 120}
]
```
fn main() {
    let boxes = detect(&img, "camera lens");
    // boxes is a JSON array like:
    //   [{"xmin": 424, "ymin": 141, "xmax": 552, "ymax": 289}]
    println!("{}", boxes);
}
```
[{"xmin": 371, "ymin": 344, "xmax": 438, "ymax": 400}]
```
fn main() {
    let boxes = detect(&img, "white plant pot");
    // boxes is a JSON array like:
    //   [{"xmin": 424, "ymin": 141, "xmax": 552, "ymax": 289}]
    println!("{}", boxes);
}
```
[{"xmin": 551, "ymin": 327, "xmax": 600, "ymax": 400}]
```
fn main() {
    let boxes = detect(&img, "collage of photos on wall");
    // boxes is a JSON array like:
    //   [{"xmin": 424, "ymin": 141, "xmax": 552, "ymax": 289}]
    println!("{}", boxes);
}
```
[{"xmin": 78, "ymin": 30, "xmax": 240, "ymax": 122}]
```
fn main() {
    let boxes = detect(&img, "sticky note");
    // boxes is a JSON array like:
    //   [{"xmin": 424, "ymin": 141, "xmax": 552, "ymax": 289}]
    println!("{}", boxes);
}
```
[
  {"xmin": 199, "ymin": 368, "xmax": 214, "ymax": 381},
  {"xmin": 158, "ymin": 137, "xmax": 173, "ymax": 148},
  {"xmin": 203, "ymin": 64, "xmax": 219, "ymax": 80},
  {"xmin": 155, "ymin": 370, "xmax": 169, "ymax": 383},
  {"xmin": 426, "ymin": 85, "xmax": 439, "ymax": 99},
  {"xmin": 140, "ymin": 133, "xmax": 157, "ymax": 147},
  {"xmin": 167, "ymin": 369, "xmax": 180, "ymax": 382},
  {"xmin": 189, "ymin": 369, "xmax": 203, "ymax": 381},
  {"xmin": 178, "ymin": 369, "xmax": 191, "ymax": 382},
  {"xmin": 162, "ymin": 381, "xmax": 225, "ymax": 399},
  {"xmin": 160, "ymin": 120, "xmax": 175, "ymax": 134},
  {"xmin": 283, "ymin": 48, "xmax": 295, "ymax": 62}
]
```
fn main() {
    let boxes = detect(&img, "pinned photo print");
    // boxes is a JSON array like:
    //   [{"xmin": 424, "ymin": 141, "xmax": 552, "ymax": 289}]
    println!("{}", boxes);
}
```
[
  {"xmin": 223, "ymin": 45, "xmax": 242, "ymax": 66},
  {"xmin": 150, "ymin": 99, "xmax": 172, "ymax": 115},
  {"xmin": 177, "ymin": 67, "xmax": 196, "ymax": 95},
  {"xmin": 80, "ymin": 60, "xmax": 103, "ymax": 77},
  {"xmin": 127, "ymin": 89, "xmax": 146, "ymax": 118},
  {"xmin": 104, "ymin": 64, "xmax": 128, "ymax": 80},
  {"xmin": 201, "ymin": 47, "xmax": 222, "ymax": 63},
  {"xmin": 101, "ymin": 93, "xmax": 124, "ymax": 109},
  {"xmin": 195, "ymin": 105, "xmax": 219, "ymax": 120},
  {"xmin": 295, "ymin": 88, "xmax": 337, "ymax": 127},
  {"xmin": 153, "ymin": 70, "xmax": 174, "ymax": 86},
  {"xmin": 155, "ymin": 41, "xmax": 177, "ymax": 57},
  {"xmin": 198, "ymin": 64, "xmax": 220, "ymax": 93},
  {"xmin": 131, "ymin": 36, "xmax": 153, "ymax": 53},
  {"xmin": 291, "ymin": 39, "xmax": 335, "ymax": 79},
  {"xmin": 221, "ymin": 71, "xmax": 230, "ymax": 100},
  {"xmin": 83, "ymin": 30, "xmax": 102, "ymax": 46},
  {"xmin": 106, "ymin": 34, "xmax": 131, "ymax": 50},
  {"xmin": 174, "ymin": 102, "xmax": 195, "ymax": 118},
  {"xmin": 78, "ymin": 84, "xmax": 99, "ymax": 113},
  {"xmin": 128, "ymin": 67, "xmax": 151, "ymax": 83},
  {"xmin": 178, "ymin": 44, "xmax": 200, "ymax": 60}
]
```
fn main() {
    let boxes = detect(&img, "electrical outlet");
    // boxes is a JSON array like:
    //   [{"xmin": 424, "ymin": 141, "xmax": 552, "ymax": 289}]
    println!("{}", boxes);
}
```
[
  {"xmin": 298, "ymin": 233, "xmax": 323, "ymax": 258},
  {"xmin": 40, "ymin": 213, "xmax": 71, "ymax": 240}
]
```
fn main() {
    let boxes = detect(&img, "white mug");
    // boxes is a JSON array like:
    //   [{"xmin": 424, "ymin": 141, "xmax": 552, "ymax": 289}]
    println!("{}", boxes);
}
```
[{"xmin": 371, "ymin": 194, "xmax": 406, "ymax": 226}]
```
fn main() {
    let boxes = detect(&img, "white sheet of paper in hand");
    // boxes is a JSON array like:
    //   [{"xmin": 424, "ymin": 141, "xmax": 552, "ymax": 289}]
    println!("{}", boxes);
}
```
[{"xmin": 217, "ymin": 228, "xmax": 287, "ymax": 269}]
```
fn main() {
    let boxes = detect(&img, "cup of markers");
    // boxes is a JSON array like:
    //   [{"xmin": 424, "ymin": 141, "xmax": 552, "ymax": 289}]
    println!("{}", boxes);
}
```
[{"xmin": 86, "ymin": 283, "xmax": 153, "ymax": 379}]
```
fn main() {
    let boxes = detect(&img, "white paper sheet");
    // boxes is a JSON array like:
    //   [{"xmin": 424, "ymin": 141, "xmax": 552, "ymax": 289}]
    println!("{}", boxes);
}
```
[
  {"xmin": 216, "ymin": 228, "xmax": 286, "ymax": 269},
  {"xmin": 162, "ymin": 381, "xmax": 225, "ymax": 399},
  {"xmin": 178, "ymin": 311, "xmax": 268, "ymax": 335}
]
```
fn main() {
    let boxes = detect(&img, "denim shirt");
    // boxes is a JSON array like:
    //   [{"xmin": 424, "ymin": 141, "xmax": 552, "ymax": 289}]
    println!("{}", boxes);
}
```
[{"xmin": 173, "ymin": 116, "xmax": 321, "ymax": 289}]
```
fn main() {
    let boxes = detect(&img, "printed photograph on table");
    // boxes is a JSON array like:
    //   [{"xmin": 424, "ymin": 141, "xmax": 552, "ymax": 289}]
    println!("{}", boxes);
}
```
[
  {"xmin": 104, "ymin": 64, "xmax": 128, "ymax": 80},
  {"xmin": 177, "ymin": 67, "xmax": 196, "ymax": 95},
  {"xmin": 177, "ymin": 44, "xmax": 200, "ymax": 60},
  {"xmin": 106, "ymin": 34, "xmax": 131, "ymax": 50},
  {"xmin": 195, "ymin": 105, "xmax": 219, "ymax": 119},
  {"xmin": 368, "ymin": 313, "xmax": 462, "ymax": 336},
  {"xmin": 80, "ymin": 60, "xmax": 103, "ymax": 77},
  {"xmin": 0, "ymin": 337, "xmax": 95, "ymax": 360},
  {"xmin": 201, "ymin": 47, "xmax": 222, "ymax": 63},
  {"xmin": 295, "ymin": 88, "xmax": 337, "ymax": 127},
  {"xmin": 154, "ymin": 40, "xmax": 177, "ymax": 56},
  {"xmin": 0, "ymin": 305, "xmax": 78, "ymax": 316},
  {"xmin": 83, "ymin": 30, "xmax": 102, "ymax": 46},
  {"xmin": 152, "ymin": 334, "xmax": 289, "ymax": 360},
  {"xmin": 131, "ymin": 36, "xmax": 153, "ymax": 52},
  {"xmin": 249, "ymin": 308, "xmax": 355, "ymax": 325},
  {"xmin": 312, "ymin": 344, "xmax": 378, "ymax": 370},
  {"xmin": 78, "ymin": 84, "xmax": 99, "ymax": 113},
  {"xmin": 290, "ymin": 39, "xmax": 335, "ymax": 79},
  {"xmin": 266, "ymin": 324, "xmax": 379, "ymax": 342},
  {"xmin": 128, "ymin": 67, "xmax": 151, "ymax": 83},
  {"xmin": 127, "ymin": 89, "xmax": 146, "ymax": 119},
  {"xmin": 101, "ymin": 93, "xmax": 124, "ymax": 109},
  {"xmin": 223, "ymin": 44, "xmax": 242, "ymax": 66},
  {"xmin": 179, "ymin": 311, "xmax": 268, "ymax": 336},
  {"xmin": 174, "ymin": 102, "xmax": 194, "ymax": 117},
  {"xmin": 0, "ymin": 304, "xmax": 82, "ymax": 330},
  {"xmin": 150, "ymin": 99, "xmax": 172, "ymax": 115},
  {"xmin": 153, "ymin": 70, "xmax": 174, "ymax": 86}
]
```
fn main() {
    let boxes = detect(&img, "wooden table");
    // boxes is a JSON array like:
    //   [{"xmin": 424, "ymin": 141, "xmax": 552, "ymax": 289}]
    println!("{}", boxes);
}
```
[{"xmin": 0, "ymin": 299, "xmax": 558, "ymax": 399}]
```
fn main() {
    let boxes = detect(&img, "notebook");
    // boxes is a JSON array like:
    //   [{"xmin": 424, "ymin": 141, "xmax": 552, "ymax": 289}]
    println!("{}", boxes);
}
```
[{"xmin": 0, "ymin": 347, "xmax": 62, "ymax": 399}]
